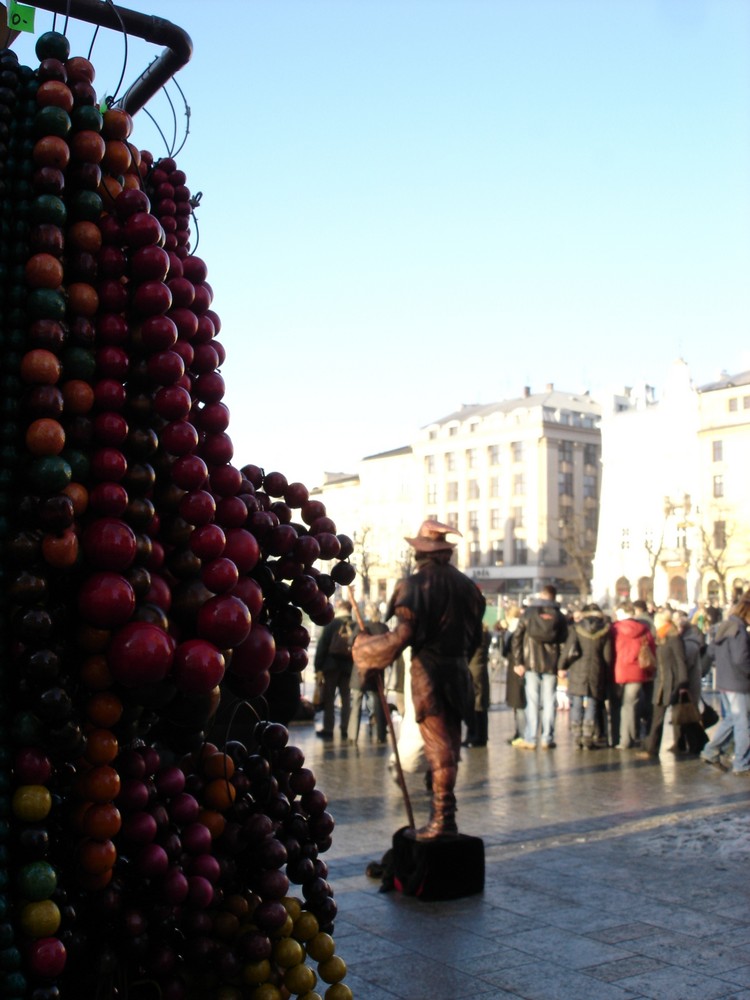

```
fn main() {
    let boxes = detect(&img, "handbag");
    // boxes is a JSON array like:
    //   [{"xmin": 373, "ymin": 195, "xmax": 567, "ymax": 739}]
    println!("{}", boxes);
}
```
[
  {"xmin": 638, "ymin": 636, "xmax": 656, "ymax": 675},
  {"xmin": 671, "ymin": 693, "xmax": 702, "ymax": 727},
  {"xmin": 700, "ymin": 701, "xmax": 719, "ymax": 729}
]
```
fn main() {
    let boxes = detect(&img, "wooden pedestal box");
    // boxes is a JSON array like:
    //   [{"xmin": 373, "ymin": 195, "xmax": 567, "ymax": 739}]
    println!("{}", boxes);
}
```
[{"xmin": 391, "ymin": 826, "xmax": 485, "ymax": 901}]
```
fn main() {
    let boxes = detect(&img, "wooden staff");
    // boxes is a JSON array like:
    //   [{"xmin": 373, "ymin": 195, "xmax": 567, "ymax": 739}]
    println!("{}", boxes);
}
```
[{"xmin": 347, "ymin": 588, "xmax": 415, "ymax": 829}]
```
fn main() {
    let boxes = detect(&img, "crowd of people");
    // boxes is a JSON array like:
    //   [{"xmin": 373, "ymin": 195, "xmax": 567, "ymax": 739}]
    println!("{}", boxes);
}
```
[{"xmin": 479, "ymin": 586, "xmax": 750, "ymax": 775}]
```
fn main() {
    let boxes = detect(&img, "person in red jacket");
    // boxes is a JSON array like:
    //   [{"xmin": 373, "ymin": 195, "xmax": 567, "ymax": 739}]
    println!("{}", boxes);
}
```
[{"xmin": 612, "ymin": 602, "xmax": 656, "ymax": 749}]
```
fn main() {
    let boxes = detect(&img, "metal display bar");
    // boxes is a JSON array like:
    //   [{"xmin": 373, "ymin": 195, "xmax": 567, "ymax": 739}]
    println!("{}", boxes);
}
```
[{"xmin": 26, "ymin": 0, "xmax": 192, "ymax": 114}]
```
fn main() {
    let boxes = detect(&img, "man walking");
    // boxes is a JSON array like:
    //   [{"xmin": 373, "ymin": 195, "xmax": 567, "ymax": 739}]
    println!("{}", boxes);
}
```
[
  {"xmin": 510, "ymin": 585, "xmax": 568, "ymax": 749},
  {"xmin": 701, "ymin": 592, "xmax": 750, "ymax": 775},
  {"xmin": 314, "ymin": 598, "xmax": 355, "ymax": 740}
]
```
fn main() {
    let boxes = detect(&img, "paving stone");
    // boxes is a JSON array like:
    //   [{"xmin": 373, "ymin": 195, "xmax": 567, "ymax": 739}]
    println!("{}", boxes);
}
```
[
  {"xmin": 583, "ymin": 954, "xmax": 668, "ymax": 982},
  {"xmin": 501, "ymin": 924, "xmax": 635, "ymax": 971},
  {"xmin": 477, "ymin": 959, "xmax": 647, "ymax": 999},
  {"xmin": 717, "ymin": 966, "xmax": 750, "ymax": 989},
  {"xmin": 590, "ymin": 922, "xmax": 667, "ymax": 944},
  {"xmin": 616, "ymin": 964, "xmax": 741, "ymax": 1000},
  {"xmin": 353, "ymin": 953, "xmax": 499, "ymax": 1000}
]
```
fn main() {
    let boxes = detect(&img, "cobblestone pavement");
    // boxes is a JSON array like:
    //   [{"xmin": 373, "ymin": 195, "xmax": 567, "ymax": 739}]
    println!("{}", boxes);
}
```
[{"xmin": 290, "ymin": 701, "xmax": 750, "ymax": 1000}]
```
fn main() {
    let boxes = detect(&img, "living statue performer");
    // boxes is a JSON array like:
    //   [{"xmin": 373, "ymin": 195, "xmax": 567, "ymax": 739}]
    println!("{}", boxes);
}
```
[{"xmin": 352, "ymin": 520, "xmax": 486, "ymax": 839}]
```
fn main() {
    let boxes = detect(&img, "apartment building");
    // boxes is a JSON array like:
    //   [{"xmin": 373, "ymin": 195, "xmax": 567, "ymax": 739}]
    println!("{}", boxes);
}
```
[{"xmin": 314, "ymin": 385, "xmax": 602, "ymax": 607}]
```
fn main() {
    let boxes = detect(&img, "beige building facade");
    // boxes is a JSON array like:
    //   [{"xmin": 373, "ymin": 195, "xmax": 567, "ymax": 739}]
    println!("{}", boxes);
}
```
[
  {"xmin": 592, "ymin": 363, "xmax": 750, "ymax": 610},
  {"xmin": 314, "ymin": 386, "xmax": 603, "ymax": 610},
  {"xmin": 696, "ymin": 370, "xmax": 750, "ymax": 605}
]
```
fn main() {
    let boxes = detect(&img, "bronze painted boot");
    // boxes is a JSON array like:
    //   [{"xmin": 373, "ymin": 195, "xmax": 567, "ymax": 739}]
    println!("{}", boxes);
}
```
[{"xmin": 415, "ymin": 766, "xmax": 458, "ymax": 840}]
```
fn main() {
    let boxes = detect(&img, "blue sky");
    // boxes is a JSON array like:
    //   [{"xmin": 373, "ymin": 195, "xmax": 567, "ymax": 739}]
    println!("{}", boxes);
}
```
[{"xmin": 10, "ymin": 1, "xmax": 750, "ymax": 487}]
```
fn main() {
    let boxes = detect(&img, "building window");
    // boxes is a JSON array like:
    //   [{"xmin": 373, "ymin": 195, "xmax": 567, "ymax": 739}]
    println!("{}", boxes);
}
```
[
  {"xmin": 424, "ymin": 455, "xmax": 435, "ymax": 473},
  {"xmin": 446, "ymin": 481, "xmax": 459, "ymax": 502},
  {"xmin": 583, "ymin": 474, "xmax": 597, "ymax": 499},
  {"xmin": 428, "ymin": 429, "xmax": 437, "ymax": 440},
  {"xmin": 729, "ymin": 398, "xmax": 738, "ymax": 412},
  {"xmin": 558, "ymin": 471, "xmax": 573, "ymax": 496},
  {"xmin": 490, "ymin": 508, "xmax": 502, "ymax": 530},
  {"xmin": 445, "ymin": 452, "xmax": 456, "ymax": 471},
  {"xmin": 488, "ymin": 444, "xmax": 500, "ymax": 465},
  {"xmin": 583, "ymin": 443, "xmax": 598, "ymax": 467},
  {"xmin": 511, "ymin": 441, "xmax": 523, "ymax": 463},
  {"xmin": 621, "ymin": 527, "xmax": 630, "ymax": 550},
  {"xmin": 514, "ymin": 538, "xmax": 528, "ymax": 565},
  {"xmin": 713, "ymin": 475, "xmax": 724, "ymax": 498},
  {"xmin": 489, "ymin": 476, "xmax": 500, "ymax": 498},
  {"xmin": 448, "ymin": 425, "xmax": 458, "ymax": 436},
  {"xmin": 513, "ymin": 473, "xmax": 525, "ymax": 496},
  {"xmin": 512, "ymin": 506, "xmax": 524, "ymax": 528},
  {"xmin": 426, "ymin": 484, "xmax": 437, "ymax": 504},
  {"xmin": 714, "ymin": 521, "xmax": 726, "ymax": 549},
  {"xmin": 491, "ymin": 540, "xmax": 504, "ymax": 565},
  {"xmin": 469, "ymin": 421, "xmax": 479, "ymax": 434},
  {"xmin": 584, "ymin": 510, "xmax": 598, "ymax": 533},
  {"xmin": 468, "ymin": 510, "xmax": 479, "ymax": 531},
  {"xmin": 468, "ymin": 541, "xmax": 481, "ymax": 567},
  {"xmin": 465, "ymin": 448, "xmax": 478, "ymax": 469},
  {"xmin": 559, "ymin": 440, "xmax": 573, "ymax": 464},
  {"xmin": 744, "ymin": 396, "xmax": 750, "ymax": 410},
  {"xmin": 712, "ymin": 440, "xmax": 723, "ymax": 462},
  {"xmin": 468, "ymin": 479, "xmax": 480, "ymax": 500},
  {"xmin": 446, "ymin": 511, "xmax": 458, "ymax": 529}
]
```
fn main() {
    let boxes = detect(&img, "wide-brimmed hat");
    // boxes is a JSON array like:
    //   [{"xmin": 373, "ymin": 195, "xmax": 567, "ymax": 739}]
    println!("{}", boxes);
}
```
[{"xmin": 405, "ymin": 519, "xmax": 462, "ymax": 553}]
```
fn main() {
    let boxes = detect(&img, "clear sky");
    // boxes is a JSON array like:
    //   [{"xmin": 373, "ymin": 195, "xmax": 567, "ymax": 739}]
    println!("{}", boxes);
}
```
[{"xmin": 10, "ymin": 1, "xmax": 750, "ymax": 488}]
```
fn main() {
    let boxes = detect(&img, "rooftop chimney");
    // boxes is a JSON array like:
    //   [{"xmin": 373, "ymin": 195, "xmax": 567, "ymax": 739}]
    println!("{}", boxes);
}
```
[
  {"xmin": 545, "ymin": 383, "xmax": 554, "ymax": 392},
  {"xmin": 523, "ymin": 386, "xmax": 530, "ymax": 398}
]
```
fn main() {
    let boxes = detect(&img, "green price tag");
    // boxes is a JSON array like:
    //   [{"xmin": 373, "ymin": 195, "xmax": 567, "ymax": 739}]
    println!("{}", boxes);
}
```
[{"xmin": 8, "ymin": 0, "xmax": 36, "ymax": 33}]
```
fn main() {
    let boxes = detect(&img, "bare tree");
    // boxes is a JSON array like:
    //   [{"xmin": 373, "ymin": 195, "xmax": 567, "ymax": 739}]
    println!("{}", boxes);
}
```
[
  {"xmin": 552, "ymin": 513, "xmax": 595, "ymax": 600},
  {"xmin": 643, "ymin": 502, "xmax": 671, "ymax": 601},
  {"xmin": 352, "ymin": 525, "xmax": 374, "ymax": 601},
  {"xmin": 396, "ymin": 547, "xmax": 414, "ymax": 581},
  {"xmin": 697, "ymin": 517, "xmax": 735, "ymax": 607}
]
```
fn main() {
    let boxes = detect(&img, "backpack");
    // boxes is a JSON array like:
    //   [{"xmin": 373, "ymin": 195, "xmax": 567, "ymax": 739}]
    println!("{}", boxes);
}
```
[
  {"xmin": 328, "ymin": 618, "xmax": 355, "ymax": 657},
  {"xmin": 525, "ymin": 608, "xmax": 564, "ymax": 644}
]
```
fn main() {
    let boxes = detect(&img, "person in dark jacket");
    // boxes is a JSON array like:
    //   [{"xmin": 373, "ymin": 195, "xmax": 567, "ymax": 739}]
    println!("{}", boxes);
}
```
[
  {"xmin": 639, "ymin": 609, "xmax": 689, "ymax": 758},
  {"xmin": 314, "ymin": 599, "xmax": 355, "ymax": 740},
  {"xmin": 352, "ymin": 519, "xmax": 486, "ymax": 839},
  {"xmin": 674, "ymin": 610, "xmax": 706, "ymax": 709},
  {"xmin": 559, "ymin": 604, "xmax": 612, "ymax": 750},
  {"xmin": 503, "ymin": 606, "xmax": 526, "ymax": 742},
  {"xmin": 510, "ymin": 585, "xmax": 568, "ymax": 749},
  {"xmin": 463, "ymin": 622, "xmax": 491, "ymax": 747},
  {"xmin": 701, "ymin": 592, "xmax": 750, "ymax": 774}
]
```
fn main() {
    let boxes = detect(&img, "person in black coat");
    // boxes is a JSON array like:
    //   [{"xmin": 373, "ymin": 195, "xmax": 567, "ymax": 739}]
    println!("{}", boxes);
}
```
[
  {"xmin": 639, "ymin": 609, "xmax": 689, "ymax": 758},
  {"xmin": 503, "ymin": 608, "xmax": 526, "ymax": 742},
  {"xmin": 559, "ymin": 604, "xmax": 612, "ymax": 749},
  {"xmin": 463, "ymin": 622, "xmax": 491, "ymax": 747}
]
